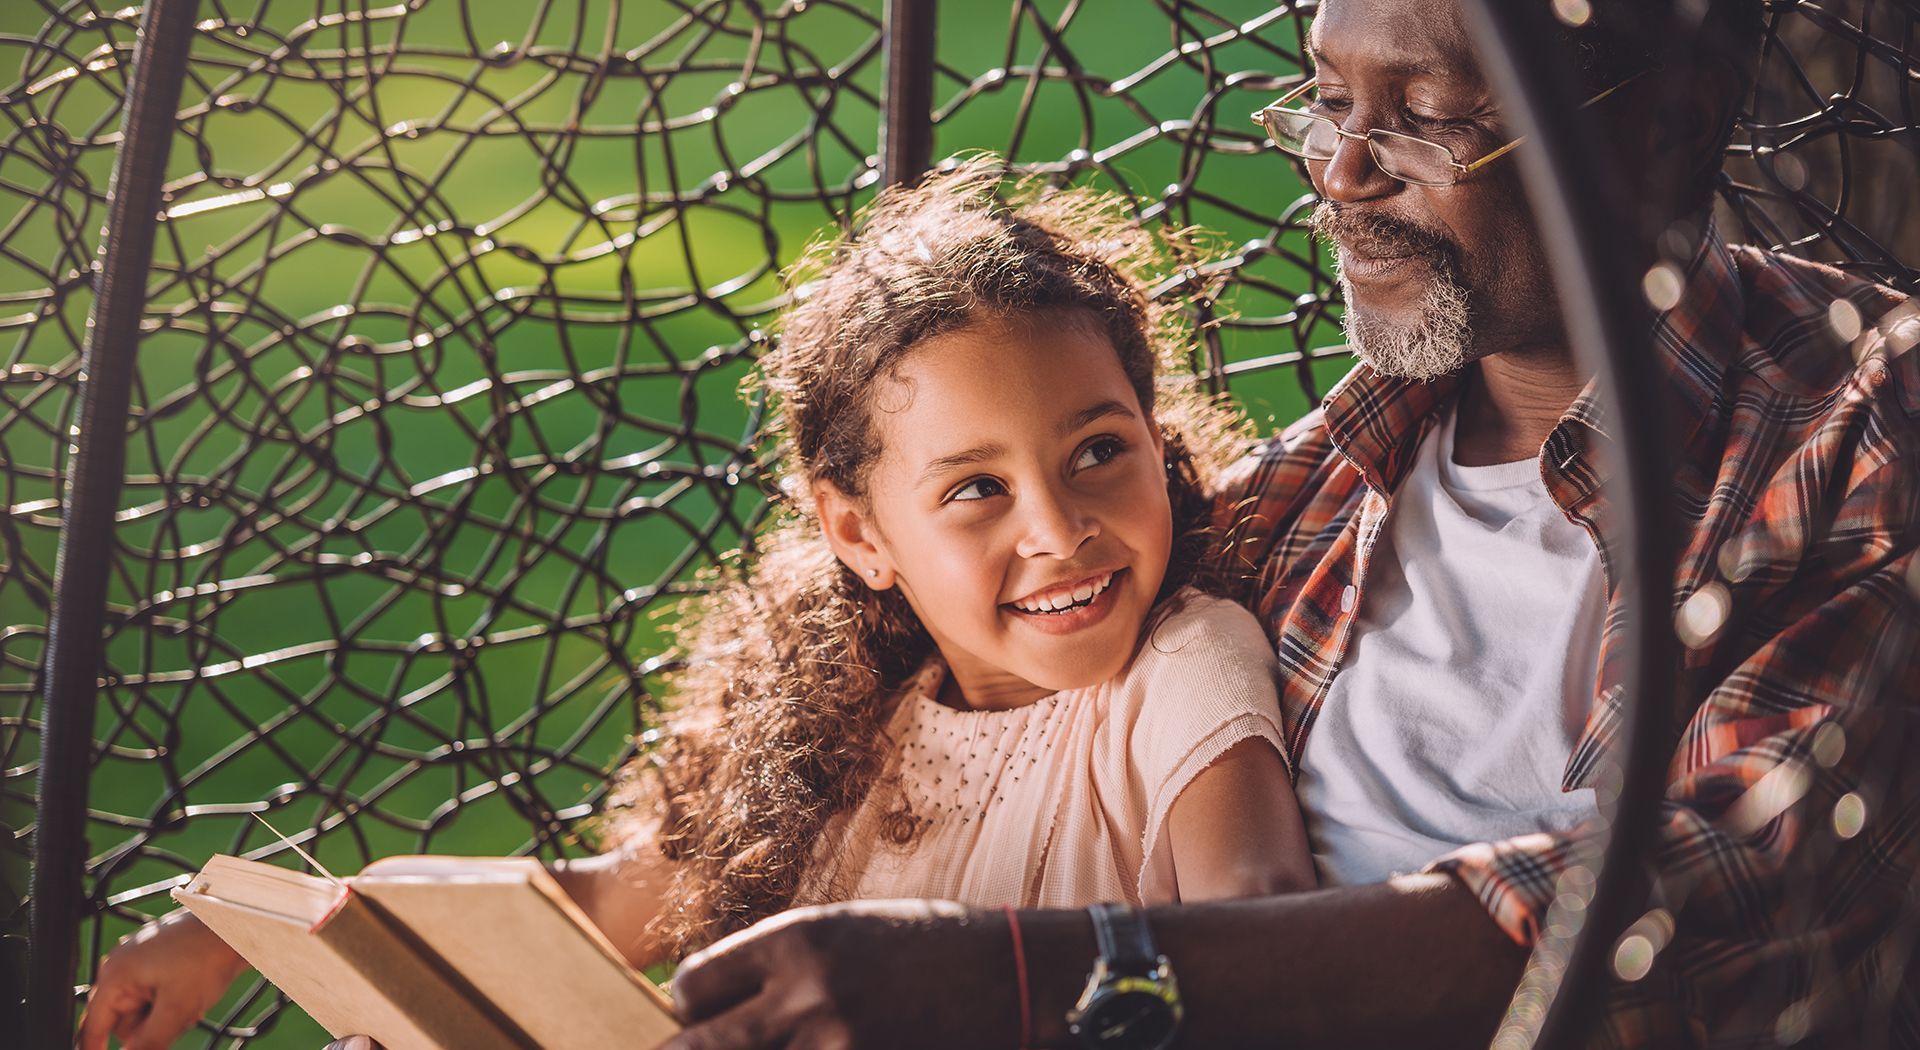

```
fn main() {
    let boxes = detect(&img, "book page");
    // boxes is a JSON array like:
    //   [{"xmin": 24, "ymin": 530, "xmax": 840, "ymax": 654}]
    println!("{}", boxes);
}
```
[{"xmin": 358, "ymin": 857, "xmax": 679, "ymax": 1048}]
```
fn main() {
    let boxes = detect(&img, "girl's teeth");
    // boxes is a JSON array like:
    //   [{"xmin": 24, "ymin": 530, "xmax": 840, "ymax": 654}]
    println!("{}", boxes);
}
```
[{"xmin": 1018, "ymin": 572, "xmax": 1114, "ymax": 613}]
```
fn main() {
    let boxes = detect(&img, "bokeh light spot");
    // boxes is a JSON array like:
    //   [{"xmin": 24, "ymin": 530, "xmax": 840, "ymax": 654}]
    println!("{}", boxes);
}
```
[
  {"xmin": 1810, "ymin": 722, "xmax": 1845, "ymax": 769},
  {"xmin": 1612, "ymin": 934, "xmax": 1655, "ymax": 981},
  {"xmin": 1830, "ymin": 298, "xmax": 1863, "ymax": 344},
  {"xmin": 1833, "ymin": 792, "xmax": 1867, "ymax": 840},
  {"xmin": 1775, "ymin": 1000, "xmax": 1812, "ymax": 1045},
  {"xmin": 1676, "ymin": 582, "xmax": 1730, "ymax": 649},
  {"xmin": 1642, "ymin": 262, "xmax": 1684, "ymax": 312},
  {"xmin": 1552, "ymin": 0, "xmax": 1594, "ymax": 26}
]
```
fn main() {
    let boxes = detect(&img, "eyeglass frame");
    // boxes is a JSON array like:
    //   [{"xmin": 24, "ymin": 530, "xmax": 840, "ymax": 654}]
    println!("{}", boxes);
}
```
[{"xmin": 1249, "ymin": 72, "xmax": 1649, "ymax": 187}]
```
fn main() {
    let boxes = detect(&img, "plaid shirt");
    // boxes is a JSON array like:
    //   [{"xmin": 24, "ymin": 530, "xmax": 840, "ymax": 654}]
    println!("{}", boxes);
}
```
[{"xmin": 1214, "ymin": 225, "xmax": 1920, "ymax": 1045}]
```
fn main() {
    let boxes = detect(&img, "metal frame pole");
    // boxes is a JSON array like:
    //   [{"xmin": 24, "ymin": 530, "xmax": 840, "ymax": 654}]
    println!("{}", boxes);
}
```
[
  {"xmin": 880, "ymin": 0, "xmax": 937, "ymax": 188},
  {"xmin": 27, "ymin": 0, "xmax": 203, "ymax": 1042},
  {"xmin": 1453, "ymin": 1, "xmax": 1681, "ymax": 1045}
]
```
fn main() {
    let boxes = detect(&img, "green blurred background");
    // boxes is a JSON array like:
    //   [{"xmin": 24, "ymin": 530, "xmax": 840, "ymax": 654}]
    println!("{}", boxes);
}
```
[{"xmin": 0, "ymin": 0, "xmax": 1347, "ymax": 1043}]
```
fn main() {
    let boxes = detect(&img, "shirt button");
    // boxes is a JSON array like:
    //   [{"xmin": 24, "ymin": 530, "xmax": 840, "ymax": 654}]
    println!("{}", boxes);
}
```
[{"xmin": 1340, "ymin": 585, "xmax": 1357, "ymax": 613}]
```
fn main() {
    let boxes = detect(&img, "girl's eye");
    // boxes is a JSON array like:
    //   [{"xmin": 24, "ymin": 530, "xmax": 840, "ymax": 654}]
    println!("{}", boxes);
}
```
[
  {"xmin": 1073, "ymin": 436, "xmax": 1127, "ymax": 472},
  {"xmin": 946, "ymin": 477, "xmax": 1007, "ymax": 503}
]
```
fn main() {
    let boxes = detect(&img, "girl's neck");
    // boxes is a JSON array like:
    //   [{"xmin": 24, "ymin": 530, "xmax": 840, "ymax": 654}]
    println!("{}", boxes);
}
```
[{"xmin": 935, "ymin": 660, "xmax": 1055, "ymax": 712}]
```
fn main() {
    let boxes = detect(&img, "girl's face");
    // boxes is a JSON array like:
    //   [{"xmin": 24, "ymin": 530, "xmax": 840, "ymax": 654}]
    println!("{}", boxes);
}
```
[{"xmin": 819, "ymin": 313, "xmax": 1173, "ymax": 709}]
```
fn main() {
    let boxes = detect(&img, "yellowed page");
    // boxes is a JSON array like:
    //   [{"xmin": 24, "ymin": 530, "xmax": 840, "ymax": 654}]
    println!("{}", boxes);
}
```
[{"xmin": 358, "ymin": 856, "xmax": 679, "ymax": 1048}]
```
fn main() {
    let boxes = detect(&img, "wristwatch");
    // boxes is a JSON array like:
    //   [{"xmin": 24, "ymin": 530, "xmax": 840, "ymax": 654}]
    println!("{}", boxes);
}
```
[{"xmin": 1065, "ymin": 902, "xmax": 1184, "ymax": 1049}]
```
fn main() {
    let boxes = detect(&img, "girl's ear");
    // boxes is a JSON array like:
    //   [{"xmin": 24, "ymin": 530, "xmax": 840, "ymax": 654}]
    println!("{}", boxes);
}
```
[{"xmin": 813, "ymin": 478, "xmax": 897, "ymax": 590}]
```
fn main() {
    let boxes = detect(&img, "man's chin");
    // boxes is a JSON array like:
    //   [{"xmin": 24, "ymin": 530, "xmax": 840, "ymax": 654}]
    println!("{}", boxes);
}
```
[
  {"xmin": 1344, "ymin": 303, "xmax": 1474, "ymax": 381},
  {"xmin": 1350, "ymin": 342, "xmax": 1469, "ymax": 381},
  {"xmin": 1339, "ymin": 285, "xmax": 1474, "ymax": 381}
]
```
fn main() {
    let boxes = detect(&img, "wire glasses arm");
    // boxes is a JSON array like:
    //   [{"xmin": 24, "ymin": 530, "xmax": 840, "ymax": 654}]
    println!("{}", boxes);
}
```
[
  {"xmin": 1456, "ymin": 70, "xmax": 1650, "ymax": 175},
  {"xmin": 1251, "ymin": 76, "xmax": 1318, "ymax": 124}
]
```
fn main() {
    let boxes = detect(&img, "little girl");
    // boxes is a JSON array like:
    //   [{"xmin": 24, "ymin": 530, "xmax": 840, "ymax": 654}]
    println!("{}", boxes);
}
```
[{"xmin": 78, "ymin": 158, "xmax": 1312, "ymax": 1049}]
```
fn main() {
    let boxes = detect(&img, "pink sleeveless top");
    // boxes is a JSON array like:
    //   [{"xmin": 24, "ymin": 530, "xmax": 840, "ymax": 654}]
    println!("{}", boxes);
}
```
[{"xmin": 798, "ymin": 590, "xmax": 1287, "ymax": 908}]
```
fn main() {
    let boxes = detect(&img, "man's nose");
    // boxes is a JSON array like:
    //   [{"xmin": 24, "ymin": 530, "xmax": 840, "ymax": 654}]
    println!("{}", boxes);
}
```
[
  {"xmin": 1014, "ymin": 486, "xmax": 1099, "ymax": 560},
  {"xmin": 1313, "ymin": 127, "xmax": 1399, "ymax": 204}
]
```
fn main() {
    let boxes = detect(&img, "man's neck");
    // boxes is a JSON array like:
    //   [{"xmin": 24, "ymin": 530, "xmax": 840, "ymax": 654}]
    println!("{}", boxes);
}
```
[{"xmin": 1452, "ymin": 347, "xmax": 1590, "ymax": 467}]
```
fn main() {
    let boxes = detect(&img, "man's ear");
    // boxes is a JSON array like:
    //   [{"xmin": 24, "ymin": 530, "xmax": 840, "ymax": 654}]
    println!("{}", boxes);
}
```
[
  {"xmin": 1641, "ymin": 58, "xmax": 1747, "ymax": 215},
  {"xmin": 813, "ymin": 478, "xmax": 896, "ymax": 590}
]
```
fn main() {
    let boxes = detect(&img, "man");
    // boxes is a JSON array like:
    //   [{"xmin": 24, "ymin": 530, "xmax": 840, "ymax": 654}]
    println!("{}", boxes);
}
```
[{"xmin": 651, "ymin": 0, "xmax": 1920, "ymax": 1046}]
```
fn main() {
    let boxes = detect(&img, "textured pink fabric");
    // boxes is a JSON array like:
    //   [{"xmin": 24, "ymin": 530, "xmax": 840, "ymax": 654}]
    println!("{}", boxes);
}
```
[{"xmin": 799, "ymin": 590, "xmax": 1287, "ymax": 908}]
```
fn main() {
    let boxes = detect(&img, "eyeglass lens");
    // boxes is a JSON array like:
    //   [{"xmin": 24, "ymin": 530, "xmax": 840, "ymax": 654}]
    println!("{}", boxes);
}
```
[{"xmin": 1261, "ymin": 109, "xmax": 1457, "ymax": 185}]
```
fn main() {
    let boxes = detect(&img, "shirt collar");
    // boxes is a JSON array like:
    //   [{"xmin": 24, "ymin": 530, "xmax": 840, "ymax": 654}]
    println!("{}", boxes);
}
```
[{"xmin": 1321, "ymin": 221, "xmax": 1742, "ymax": 492}]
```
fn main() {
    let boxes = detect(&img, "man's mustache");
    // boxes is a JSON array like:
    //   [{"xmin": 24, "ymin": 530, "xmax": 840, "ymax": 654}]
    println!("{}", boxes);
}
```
[{"xmin": 1309, "ymin": 201, "xmax": 1460, "ymax": 269}]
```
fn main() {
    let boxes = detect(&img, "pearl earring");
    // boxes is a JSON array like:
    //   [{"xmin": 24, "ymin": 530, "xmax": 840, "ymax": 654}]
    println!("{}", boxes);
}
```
[{"xmin": 866, "ymin": 568, "xmax": 879, "ymax": 578}]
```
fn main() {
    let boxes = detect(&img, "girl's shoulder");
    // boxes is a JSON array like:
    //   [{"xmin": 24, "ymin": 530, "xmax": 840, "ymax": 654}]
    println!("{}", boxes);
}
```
[
  {"xmin": 1109, "ymin": 588, "xmax": 1289, "ymax": 817},
  {"xmin": 1133, "ymin": 588, "xmax": 1277, "ymax": 674},
  {"xmin": 1100, "ymin": 588, "xmax": 1281, "ymax": 735}
]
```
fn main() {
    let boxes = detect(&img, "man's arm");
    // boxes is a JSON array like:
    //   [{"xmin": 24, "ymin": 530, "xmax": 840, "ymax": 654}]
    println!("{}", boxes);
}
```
[
  {"xmin": 664, "ymin": 875, "xmax": 1526, "ymax": 1050},
  {"xmin": 1037, "ymin": 875, "xmax": 1525, "ymax": 1048}
]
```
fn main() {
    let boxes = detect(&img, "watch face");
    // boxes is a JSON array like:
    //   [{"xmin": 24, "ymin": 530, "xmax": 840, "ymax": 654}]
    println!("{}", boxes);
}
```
[{"xmin": 1078, "ymin": 988, "xmax": 1177, "ymax": 1047}]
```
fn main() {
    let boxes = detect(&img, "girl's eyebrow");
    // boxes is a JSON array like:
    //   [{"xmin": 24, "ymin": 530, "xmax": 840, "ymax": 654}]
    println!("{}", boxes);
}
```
[
  {"xmin": 919, "ymin": 443, "xmax": 1006, "ymax": 487},
  {"xmin": 1060, "ymin": 399, "xmax": 1136, "ymax": 435}
]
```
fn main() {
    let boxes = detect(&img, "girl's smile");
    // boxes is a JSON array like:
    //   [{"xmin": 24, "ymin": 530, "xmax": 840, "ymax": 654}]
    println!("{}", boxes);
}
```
[{"xmin": 1002, "ymin": 566, "xmax": 1128, "ymax": 635}]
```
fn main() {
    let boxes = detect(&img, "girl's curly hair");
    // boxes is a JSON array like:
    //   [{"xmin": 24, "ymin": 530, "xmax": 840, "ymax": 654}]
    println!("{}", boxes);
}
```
[{"xmin": 598, "ymin": 156, "xmax": 1251, "ymax": 955}]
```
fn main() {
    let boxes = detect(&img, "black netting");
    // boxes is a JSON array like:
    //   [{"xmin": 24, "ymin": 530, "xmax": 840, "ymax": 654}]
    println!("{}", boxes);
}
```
[{"xmin": 1, "ymin": 0, "xmax": 1913, "ymax": 1045}]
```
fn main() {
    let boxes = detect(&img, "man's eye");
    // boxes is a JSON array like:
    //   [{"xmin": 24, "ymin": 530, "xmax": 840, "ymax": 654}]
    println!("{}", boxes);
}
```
[
  {"xmin": 1310, "ymin": 95, "xmax": 1351, "ymax": 114},
  {"xmin": 947, "ymin": 477, "xmax": 1007, "ymax": 502},
  {"xmin": 1406, "ymin": 111, "xmax": 1467, "ymax": 132},
  {"xmin": 1073, "ymin": 437, "xmax": 1127, "ymax": 472}
]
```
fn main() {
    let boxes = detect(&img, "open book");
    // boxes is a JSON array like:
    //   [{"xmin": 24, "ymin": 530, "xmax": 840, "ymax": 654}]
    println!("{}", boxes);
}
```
[{"xmin": 173, "ymin": 854, "xmax": 679, "ymax": 1050}]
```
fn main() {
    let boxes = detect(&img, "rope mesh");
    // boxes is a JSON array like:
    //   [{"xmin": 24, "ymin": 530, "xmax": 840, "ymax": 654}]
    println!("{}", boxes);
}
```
[{"xmin": 0, "ymin": 0, "xmax": 1913, "ymax": 1044}]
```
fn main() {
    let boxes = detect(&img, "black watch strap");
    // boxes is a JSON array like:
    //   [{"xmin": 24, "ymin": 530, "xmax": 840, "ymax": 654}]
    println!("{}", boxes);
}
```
[{"xmin": 1088, "ymin": 902, "xmax": 1156, "ymax": 974}]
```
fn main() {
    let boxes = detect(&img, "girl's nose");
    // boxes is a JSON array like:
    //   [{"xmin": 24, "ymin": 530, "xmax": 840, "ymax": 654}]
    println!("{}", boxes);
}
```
[{"xmin": 1014, "ymin": 487, "xmax": 1099, "ymax": 560}]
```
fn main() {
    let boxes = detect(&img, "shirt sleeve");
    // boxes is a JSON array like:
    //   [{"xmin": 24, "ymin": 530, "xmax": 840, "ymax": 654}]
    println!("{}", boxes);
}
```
[
  {"xmin": 1123, "ymin": 593, "xmax": 1291, "ymax": 903},
  {"xmin": 1426, "ymin": 454, "xmax": 1920, "ymax": 1046}
]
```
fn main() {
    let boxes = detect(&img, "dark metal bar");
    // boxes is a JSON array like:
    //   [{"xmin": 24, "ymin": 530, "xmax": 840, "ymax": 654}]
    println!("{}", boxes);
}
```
[
  {"xmin": 1453, "ymin": 1, "xmax": 1681, "ymax": 1046},
  {"xmin": 880, "ymin": 0, "xmax": 937, "ymax": 188},
  {"xmin": 27, "ymin": 0, "xmax": 204, "ymax": 1043}
]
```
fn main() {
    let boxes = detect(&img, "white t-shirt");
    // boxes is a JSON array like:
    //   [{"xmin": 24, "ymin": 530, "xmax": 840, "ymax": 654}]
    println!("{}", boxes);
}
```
[{"xmin": 1297, "ymin": 405, "xmax": 1605, "ymax": 886}]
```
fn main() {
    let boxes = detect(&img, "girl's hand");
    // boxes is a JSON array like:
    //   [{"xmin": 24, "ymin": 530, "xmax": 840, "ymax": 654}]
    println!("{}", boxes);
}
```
[{"xmin": 76, "ymin": 909, "xmax": 250, "ymax": 1050}]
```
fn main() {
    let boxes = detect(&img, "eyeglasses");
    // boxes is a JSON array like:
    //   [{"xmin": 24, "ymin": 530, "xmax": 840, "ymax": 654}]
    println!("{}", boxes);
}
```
[{"xmin": 1250, "ymin": 74, "xmax": 1646, "ymax": 187}]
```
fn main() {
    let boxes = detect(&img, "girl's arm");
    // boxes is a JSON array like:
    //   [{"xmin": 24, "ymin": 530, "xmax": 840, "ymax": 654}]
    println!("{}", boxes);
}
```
[
  {"xmin": 549, "ymin": 823, "xmax": 678, "ymax": 970},
  {"xmin": 77, "ymin": 907, "xmax": 252, "ymax": 1050},
  {"xmin": 1164, "ymin": 738, "xmax": 1316, "ymax": 900}
]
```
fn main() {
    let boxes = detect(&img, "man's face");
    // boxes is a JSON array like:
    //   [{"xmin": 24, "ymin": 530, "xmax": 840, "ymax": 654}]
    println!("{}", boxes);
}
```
[{"xmin": 1304, "ymin": 0, "xmax": 1562, "ymax": 378}]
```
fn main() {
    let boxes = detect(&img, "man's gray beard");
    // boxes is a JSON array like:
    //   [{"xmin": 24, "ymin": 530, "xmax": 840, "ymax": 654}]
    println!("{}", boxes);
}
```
[{"xmin": 1337, "ymin": 260, "xmax": 1474, "ymax": 381}]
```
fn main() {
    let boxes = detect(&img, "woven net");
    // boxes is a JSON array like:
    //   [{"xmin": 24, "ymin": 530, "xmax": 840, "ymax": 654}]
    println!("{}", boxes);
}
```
[{"xmin": 0, "ymin": 0, "xmax": 1913, "ymax": 1045}]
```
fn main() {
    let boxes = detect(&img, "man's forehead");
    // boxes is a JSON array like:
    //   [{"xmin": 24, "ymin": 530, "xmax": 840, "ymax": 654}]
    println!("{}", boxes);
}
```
[{"xmin": 1309, "ymin": 0, "xmax": 1483, "ymax": 87}]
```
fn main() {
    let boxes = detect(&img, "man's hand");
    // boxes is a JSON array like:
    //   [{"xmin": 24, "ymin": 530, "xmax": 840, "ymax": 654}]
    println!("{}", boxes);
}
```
[{"xmin": 664, "ymin": 900, "xmax": 1023, "ymax": 1050}]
